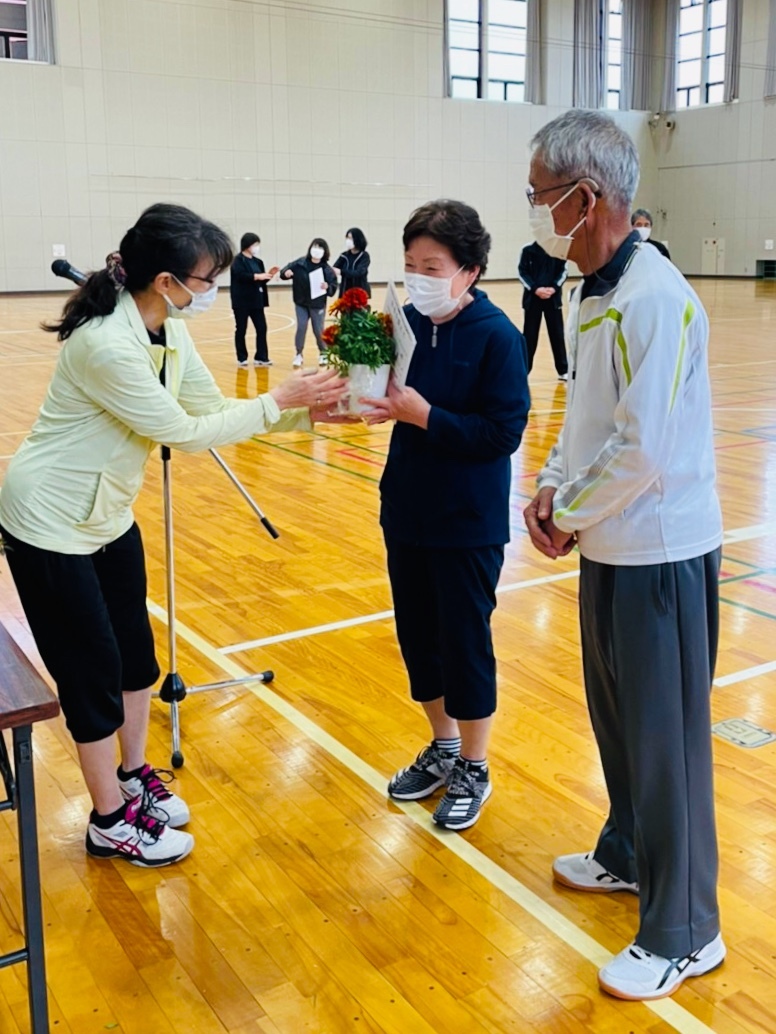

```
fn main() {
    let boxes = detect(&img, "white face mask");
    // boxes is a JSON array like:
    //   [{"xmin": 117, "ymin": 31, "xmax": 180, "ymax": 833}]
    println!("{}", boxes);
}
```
[
  {"xmin": 345, "ymin": 238, "xmax": 354, "ymax": 251},
  {"xmin": 250, "ymin": 244, "xmax": 261, "ymax": 257},
  {"xmin": 636, "ymin": 225, "xmax": 651, "ymax": 241},
  {"xmin": 528, "ymin": 182, "xmax": 592, "ymax": 261},
  {"xmin": 404, "ymin": 267, "xmax": 469, "ymax": 319},
  {"xmin": 309, "ymin": 247, "xmax": 324, "ymax": 261},
  {"xmin": 164, "ymin": 275, "xmax": 219, "ymax": 319}
]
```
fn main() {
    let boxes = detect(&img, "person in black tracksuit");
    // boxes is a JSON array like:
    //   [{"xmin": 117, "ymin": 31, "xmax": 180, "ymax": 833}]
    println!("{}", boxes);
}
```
[
  {"xmin": 230, "ymin": 232, "xmax": 279, "ymax": 366},
  {"xmin": 518, "ymin": 240, "xmax": 569, "ymax": 380},
  {"xmin": 333, "ymin": 227, "xmax": 371, "ymax": 297},
  {"xmin": 280, "ymin": 238, "xmax": 337, "ymax": 366}
]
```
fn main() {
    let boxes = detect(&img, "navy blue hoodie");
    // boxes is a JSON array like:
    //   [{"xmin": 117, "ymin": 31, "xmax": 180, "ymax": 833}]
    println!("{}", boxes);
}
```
[{"xmin": 380, "ymin": 289, "xmax": 530, "ymax": 548}]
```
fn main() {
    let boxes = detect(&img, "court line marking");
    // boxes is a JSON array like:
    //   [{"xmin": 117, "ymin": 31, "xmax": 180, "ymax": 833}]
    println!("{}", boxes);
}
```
[
  {"xmin": 146, "ymin": 598, "xmax": 718, "ymax": 1034},
  {"xmin": 715, "ymin": 660, "xmax": 776, "ymax": 687},
  {"xmin": 220, "ymin": 521, "xmax": 776, "ymax": 655},
  {"xmin": 220, "ymin": 569, "xmax": 581, "ymax": 654}
]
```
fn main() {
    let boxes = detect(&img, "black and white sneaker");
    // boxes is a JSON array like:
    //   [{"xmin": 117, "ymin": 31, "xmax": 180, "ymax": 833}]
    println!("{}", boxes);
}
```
[
  {"xmin": 387, "ymin": 743, "xmax": 457, "ymax": 800},
  {"xmin": 86, "ymin": 796, "xmax": 194, "ymax": 867},
  {"xmin": 432, "ymin": 758, "xmax": 492, "ymax": 830},
  {"xmin": 599, "ymin": 933, "xmax": 726, "ymax": 1000}
]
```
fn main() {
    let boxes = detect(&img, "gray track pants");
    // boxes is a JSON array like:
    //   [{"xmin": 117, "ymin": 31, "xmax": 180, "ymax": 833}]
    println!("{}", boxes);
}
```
[
  {"xmin": 579, "ymin": 548, "xmax": 721, "ymax": 958},
  {"xmin": 294, "ymin": 304, "xmax": 325, "ymax": 354}
]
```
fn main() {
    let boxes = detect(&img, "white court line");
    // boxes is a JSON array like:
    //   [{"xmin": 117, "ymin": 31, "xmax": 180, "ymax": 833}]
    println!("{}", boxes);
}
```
[
  {"xmin": 267, "ymin": 313, "xmax": 296, "ymax": 335},
  {"xmin": 147, "ymin": 598, "xmax": 718, "ymax": 1034},
  {"xmin": 723, "ymin": 521, "xmax": 776, "ymax": 543},
  {"xmin": 220, "ymin": 569, "xmax": 581, "ymax": 654},
  {"xmin": 221, "ymin": 519, "xmax": 776, "ymax": 655},
  {"xmin": 715, "ymin": 660, "xmax": 776, "ymax": 687},
  {"xmin": 711, "ymin": 358, "xmax": 776, "ymax": 368}
]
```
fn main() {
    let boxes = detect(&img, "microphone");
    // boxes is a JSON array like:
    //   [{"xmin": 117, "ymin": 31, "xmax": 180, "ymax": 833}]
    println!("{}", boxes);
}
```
[{"xmin": 51, "ymin": 259, "xmax": 88, "ymax": 286}]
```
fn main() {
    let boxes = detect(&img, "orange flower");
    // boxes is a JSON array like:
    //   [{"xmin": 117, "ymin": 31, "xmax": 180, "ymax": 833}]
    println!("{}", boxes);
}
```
[
  {"xmin": 321, "ymin": 325, "xmax": 339, "ymax": 346},
  {"xmin": 378, "ymin": 313, "xmax": 394, "ymax": 336}
]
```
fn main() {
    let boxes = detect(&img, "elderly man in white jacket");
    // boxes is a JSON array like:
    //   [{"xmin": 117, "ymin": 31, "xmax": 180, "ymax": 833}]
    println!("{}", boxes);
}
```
[{"xmin": 523, "ymin": 110, "xmax": 725, "ymax": 1002}]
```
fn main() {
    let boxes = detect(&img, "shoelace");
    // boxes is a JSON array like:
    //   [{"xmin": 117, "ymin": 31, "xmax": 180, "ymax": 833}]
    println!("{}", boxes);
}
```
[
  {"xmin": 412, "ymin": 745, "xmax": 443, "ymax": 770},
  {"xmin": 446, "ymin": 766, "xmax": 479, "ymax": 797},
  {"xmin": 123, "ymin": 798, "xmax": 165, "ymax": 843},
  {"xmin": 141, "ymin": 766, "xmax": 175, "ymax": 800}
]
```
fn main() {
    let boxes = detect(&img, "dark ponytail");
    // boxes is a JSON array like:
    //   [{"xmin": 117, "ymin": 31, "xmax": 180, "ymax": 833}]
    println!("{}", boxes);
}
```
[{"xmin": 45, "ymin": 203, "xmax": 234, "ymax": 340}]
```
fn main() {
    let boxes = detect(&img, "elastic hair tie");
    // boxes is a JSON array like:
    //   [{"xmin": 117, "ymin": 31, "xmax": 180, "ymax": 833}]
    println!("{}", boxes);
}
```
[{"xmin": 106, "ymin": 251, "xmax": 127, "ymax": 288}]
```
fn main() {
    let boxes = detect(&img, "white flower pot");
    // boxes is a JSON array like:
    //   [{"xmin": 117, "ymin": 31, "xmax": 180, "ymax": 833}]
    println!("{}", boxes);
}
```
[{"xmin": 344, "ymin": 363, "xmax": 391, "ymax": 414}]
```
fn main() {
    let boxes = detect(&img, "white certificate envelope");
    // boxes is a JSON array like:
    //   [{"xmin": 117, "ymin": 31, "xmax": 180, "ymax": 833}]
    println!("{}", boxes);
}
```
[
  {"xmin": 308, "ymin": 267, "xmax": 326, "ymax": 299},
  {"xmin": 384, "ymin": 281, "xmax": 416, "ymax": 388}
]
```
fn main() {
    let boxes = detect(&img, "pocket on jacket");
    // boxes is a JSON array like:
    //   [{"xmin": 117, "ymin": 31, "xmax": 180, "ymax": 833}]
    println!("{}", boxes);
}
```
[{"xmin": 78, "ymin": 470, "xmax": 142, "ymax": 529}]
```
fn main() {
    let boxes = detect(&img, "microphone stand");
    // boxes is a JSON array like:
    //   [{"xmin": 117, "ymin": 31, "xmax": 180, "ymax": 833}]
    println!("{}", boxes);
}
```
[{"xmin": 156, "ymin": 448, "xmax": 277, "ymax": 769}]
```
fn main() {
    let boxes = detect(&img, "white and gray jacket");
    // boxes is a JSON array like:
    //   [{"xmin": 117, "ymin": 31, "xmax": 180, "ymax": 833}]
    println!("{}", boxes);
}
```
[{"xmin": 537, "ymin": 235, "xmax": 722, "ymax": 566}]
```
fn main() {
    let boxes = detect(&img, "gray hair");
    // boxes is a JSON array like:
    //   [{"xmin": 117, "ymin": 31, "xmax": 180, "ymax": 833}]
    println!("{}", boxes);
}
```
[
  {"xmin": 530, "ymin": 110, "xmax": 640, "ymax": 212},
  {"xmin": 631, "ymin": 208, "xmax": 652, "ymax": 225}
]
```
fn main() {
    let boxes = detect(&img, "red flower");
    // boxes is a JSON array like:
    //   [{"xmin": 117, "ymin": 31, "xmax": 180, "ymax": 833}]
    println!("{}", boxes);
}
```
[
  {"xmin": 339, "ymin": 287, "xmax": 370, "ymax": 312},
  {"xmin": 321, "ymin": 325, "xmax": 339, "ymax": 346}
]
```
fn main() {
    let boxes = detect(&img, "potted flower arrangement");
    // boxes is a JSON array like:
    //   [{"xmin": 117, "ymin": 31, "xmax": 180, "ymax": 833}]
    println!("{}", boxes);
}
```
[{"xmin": 322, "ymin": 288, "xmax": 395, "ymax": 414}]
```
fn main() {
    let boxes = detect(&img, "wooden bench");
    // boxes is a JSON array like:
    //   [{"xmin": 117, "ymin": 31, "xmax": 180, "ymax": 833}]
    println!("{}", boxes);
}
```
[{"xmin": 0, "ymin": 622, "xmax": 60, "ymax": 1034}]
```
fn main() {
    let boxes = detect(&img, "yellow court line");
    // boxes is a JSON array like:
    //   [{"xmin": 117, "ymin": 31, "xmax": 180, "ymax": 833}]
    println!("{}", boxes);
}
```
[{"xmin": 147, "ymin": 598, "xmax": 721, "ymax": 1034}]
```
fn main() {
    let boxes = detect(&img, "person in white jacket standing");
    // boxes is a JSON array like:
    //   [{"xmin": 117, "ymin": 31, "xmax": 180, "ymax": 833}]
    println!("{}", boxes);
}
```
[
  {"xmin": 0, "ymin": 204, "xmax": 347, "ymax": 869},
  {"xmin": 523, "ymin": 110, "xmax": 725, "ymax": 1002}
]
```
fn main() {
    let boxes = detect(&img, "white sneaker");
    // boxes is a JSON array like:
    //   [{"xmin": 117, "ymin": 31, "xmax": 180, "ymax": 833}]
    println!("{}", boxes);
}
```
[
  {"xmin": 558, "ymin": 373, "xmax": 568, "ymax": 382},
  {"xmin": 253, "ymin": 359, "xmax": 273, "ymax": 367},
  {"xmin": 86, "ymin": 796, "xmax": 194, "ymax": 867},
  {"xmin": 236, "ymin": 360, "xmax": 249, "ymax": 368},
  {"xmin": 292, "ymin": 353, "xmax": 303, "ymax": 368},
  {"xmin": 118, "ymin": 763, "xmax": 190, "ymax": 827},
  {"xmin": 599, "ymin": 933, "xmax": 726, "ymax": 1000},
  {"xmin": 318, "ymin": 352, "xmax": 328, "ymax": 366},
  {"xmin": 553, "ymin": 851, "xmax": 638, "ymax": 894}
]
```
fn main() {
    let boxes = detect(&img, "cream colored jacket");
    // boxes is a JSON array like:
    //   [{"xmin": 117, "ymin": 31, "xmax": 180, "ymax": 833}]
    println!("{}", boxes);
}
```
[{"xmin": 0, "ymin": 291, "xmax": 310, "ymax": 553}]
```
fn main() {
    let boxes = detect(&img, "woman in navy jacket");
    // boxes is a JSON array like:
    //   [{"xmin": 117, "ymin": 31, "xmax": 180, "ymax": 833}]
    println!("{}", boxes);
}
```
[{"xmin": 362, "ymin": 200, "xmax": 530, "ymax": 831}]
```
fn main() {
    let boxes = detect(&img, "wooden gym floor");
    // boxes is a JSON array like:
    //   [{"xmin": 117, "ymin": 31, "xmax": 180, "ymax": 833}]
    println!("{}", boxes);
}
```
[{"xmin": 0, "ymin": 278, "xmax": 776, "ymax": 1033}]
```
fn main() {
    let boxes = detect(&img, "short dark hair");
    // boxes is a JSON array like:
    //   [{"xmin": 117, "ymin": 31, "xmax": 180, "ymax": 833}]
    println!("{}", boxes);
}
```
[
  {"xmin": 403, "ymin": 200, "xmax": 490, "ymax": 279},
  {"xmin": 45, "ymin": 203, "xmax": 233, "ymax": 340},
  {"xmin": 631, "ymin": 208, "xmax": 653, "ymax": 226},
  {"xmin": 240, "ymin": 232, "xmax": 260, "ymax": 250},
  {"xmin": 346, "ymin": 227, "xmax": 367, "ymax": 252},
  {"xmin": 307, "ymin": 238, "xmax": 330, "ymax": 264}
]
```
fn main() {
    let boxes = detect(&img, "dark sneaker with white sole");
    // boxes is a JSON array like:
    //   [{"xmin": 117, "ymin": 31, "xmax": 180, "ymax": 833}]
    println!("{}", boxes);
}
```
[
  {"xmin": 86, "ymin": 796, "xmax": 194, "ymax": 867},
  {"xmin": 599, "ymin": 933, "xmax": 726, "ymax": 1000},
  {"xmin": 432, "ymin": 758, "xmax": 492, "ymax": 830},
  {"xmin": 387, "ymin": 743, "xmax": 457, "ymax": 800}
]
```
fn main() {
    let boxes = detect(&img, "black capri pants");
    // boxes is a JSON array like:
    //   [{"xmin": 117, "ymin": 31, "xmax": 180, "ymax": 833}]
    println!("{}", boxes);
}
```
[
  {"xmin": 0, "ymin": 522, "xmax": 160, "ymax": 744},
  {"xmin": 385, "ymin": 537, "xmax": 504, "ymax": 721}
]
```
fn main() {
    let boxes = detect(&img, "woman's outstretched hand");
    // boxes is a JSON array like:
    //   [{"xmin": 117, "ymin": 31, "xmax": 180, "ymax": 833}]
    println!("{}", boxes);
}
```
[{"xmin": 270, "ymin": 368, "xmax": 348, "ymax": 411}]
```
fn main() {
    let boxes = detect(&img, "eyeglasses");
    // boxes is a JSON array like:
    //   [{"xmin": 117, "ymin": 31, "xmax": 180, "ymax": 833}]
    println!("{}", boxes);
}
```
[
  {"xmin": 169, "ymin": 271, "xmax": 219, "ymax": 287},
  {"xmin": 525, "ymin": 181, "xmax": 602, "ymax": 208}
]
